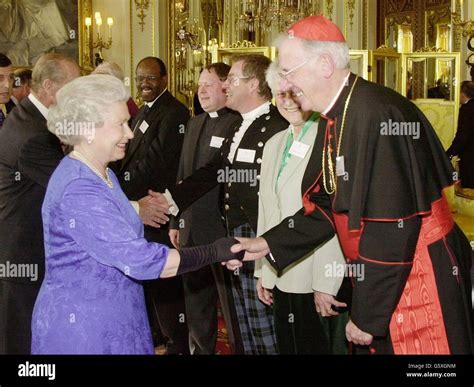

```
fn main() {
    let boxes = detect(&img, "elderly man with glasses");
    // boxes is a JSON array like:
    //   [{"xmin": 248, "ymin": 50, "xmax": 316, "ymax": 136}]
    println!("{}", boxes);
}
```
[{"xmin": 228, "ymin": 16, "xmax": 473, "ymax": 355}]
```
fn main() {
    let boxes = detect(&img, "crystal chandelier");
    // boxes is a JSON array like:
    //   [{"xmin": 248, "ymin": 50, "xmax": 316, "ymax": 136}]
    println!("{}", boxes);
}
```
[{"xmin": 238, "ymin": 0, "xmax": 319, "ymax": 44}]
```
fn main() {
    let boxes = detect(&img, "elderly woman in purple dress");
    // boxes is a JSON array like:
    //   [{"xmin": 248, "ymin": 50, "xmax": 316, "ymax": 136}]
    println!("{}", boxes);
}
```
[{"xmin": 31, "ymin": 74, "xmax": 242, "ymax": 354}]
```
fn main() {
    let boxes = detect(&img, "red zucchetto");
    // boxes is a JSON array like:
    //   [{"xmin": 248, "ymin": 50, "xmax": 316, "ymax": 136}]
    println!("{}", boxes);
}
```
[{"xmin": 288, "ymin": 16, "xmax": 346, "ymax": 42}]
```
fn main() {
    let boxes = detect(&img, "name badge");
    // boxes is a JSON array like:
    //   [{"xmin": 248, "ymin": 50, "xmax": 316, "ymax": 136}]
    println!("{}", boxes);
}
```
[
  {"xmin": 236, "ymin": 148, "xmax": 256, "ymax": 163},
  {"xmin": 139, "ymin": 120, "xmax": 149, "ymax": 134},
  {"xmin": 210, "ymin": 136, "xmax": 224, "ymax": 148},
  {"xmin": 289, "ymin": 141, "xmax": 310, "ymax": 158},
  {"xmin": 336, "ymin": 156, "xmax": 345, "ymax": 176}
]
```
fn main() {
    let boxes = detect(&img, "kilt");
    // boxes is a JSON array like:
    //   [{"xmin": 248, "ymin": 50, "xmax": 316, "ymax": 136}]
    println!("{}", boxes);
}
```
[{"xmin": 229, "ymin": 223, "xmax": 277, "ymax": 354}]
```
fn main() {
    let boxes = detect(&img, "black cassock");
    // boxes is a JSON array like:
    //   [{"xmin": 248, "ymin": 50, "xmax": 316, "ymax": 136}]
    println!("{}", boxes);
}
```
[{"xmin": 263, "ymin": 73, "xmax": 473, "ymax": 354}]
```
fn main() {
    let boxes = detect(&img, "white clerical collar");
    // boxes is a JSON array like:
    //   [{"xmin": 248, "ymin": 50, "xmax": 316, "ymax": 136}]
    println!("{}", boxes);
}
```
[
  {"xmin": 208, "ymin": 111, "xmax": 218, "ymax": 118},
  {"xmin": 322, "ymin": 72, "xmax": 351, "ymax": 115},
  {"xmin": 145, "ymin": 88, "xmax": 167, "ymax": 108},
  {"xmin": 241, "ymin": 101, "xmax": 271, "ymax": 121},
  {"xmin": 28, "ymin": 93, "xmax": 49, "ymax": 119}
]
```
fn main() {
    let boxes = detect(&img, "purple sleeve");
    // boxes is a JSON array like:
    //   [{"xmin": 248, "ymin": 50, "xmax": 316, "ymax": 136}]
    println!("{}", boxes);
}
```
[{"xmin": 60, "ymin": 179, "xmax": 169, "ymax": 280}]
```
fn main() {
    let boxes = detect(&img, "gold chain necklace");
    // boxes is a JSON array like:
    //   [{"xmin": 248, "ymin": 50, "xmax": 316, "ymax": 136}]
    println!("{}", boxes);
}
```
[
  {"xmin": 322, "ymin": 76, "xmax": 359, "ymax": 195},
  {"xmin": 71, "ymin": 150, "xmax": 113, "ymax": 188}
]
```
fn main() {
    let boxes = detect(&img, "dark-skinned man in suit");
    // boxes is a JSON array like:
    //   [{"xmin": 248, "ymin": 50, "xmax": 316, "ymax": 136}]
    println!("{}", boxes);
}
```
[{"xmin": 115, "ymin": 57, "xmax": 190, "ymax": 354}]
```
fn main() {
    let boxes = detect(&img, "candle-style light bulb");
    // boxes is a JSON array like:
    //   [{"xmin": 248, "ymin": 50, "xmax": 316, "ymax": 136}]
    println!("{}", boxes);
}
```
[
  {"xmin": 85, "ymin": 17, "xmax": 92, "ymax": 27},
  {"xmin": 96, "ymin": 17, "xmax": 102, "ymax": 26},
  {"xmin": 107, "ymin": 17, "xmax": 113, "ymax": 26}
]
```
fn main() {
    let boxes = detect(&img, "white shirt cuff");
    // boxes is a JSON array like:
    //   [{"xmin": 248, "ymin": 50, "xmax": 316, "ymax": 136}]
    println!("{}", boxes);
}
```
[
  {"xmin": 130, "ymin": 200, "xmax": 139, "ymax": 214},
  {"xmin": 164, "ymin": 189, "xmax": 179, "ymax": 216}
]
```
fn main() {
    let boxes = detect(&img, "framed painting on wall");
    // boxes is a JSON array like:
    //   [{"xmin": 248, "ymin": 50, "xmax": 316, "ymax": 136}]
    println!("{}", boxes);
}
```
[{"xmin": 0, "ymin": 0, "xmax": 84, "ymax": 67}]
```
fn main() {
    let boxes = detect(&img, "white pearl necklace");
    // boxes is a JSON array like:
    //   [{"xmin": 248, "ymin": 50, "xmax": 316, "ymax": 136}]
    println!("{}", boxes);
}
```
[{"xmin": 71, "ymin": 150, "xmax": 113, "ymax": 188}]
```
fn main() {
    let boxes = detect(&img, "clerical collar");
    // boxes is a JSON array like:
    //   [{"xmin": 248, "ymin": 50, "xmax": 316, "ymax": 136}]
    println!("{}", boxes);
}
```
[
  {"xmin": 322, "ymin": 72, "xmax": 351, "ymax": 115},
  {"xmin": 208, "ymin": 107, "xmax": 228, "ymax": 118},
  {"xmin": 241, "ymin": 101, "xmax": 271, "ymax": 121},
  {"xmin": 145, "ymin": 88, "xmax": 167, "ymax": 108},
  {"xmin": 28, "ymin": 93, "xmax": 49, "ymax": 119}
]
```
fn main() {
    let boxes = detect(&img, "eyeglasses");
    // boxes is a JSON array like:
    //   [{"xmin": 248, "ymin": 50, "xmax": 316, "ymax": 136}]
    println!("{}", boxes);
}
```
[
  {"xmin": 275, "ymin": 91, "xmax": 298, "ymax": 99},
  {"xmin": 226, "ymin": 75, "xmax": 254, "ymax": 85},
  {"xmin": 278, "ymin": 60, "xmax": 308, "ymax": 80},
  {"xmin": 134, "ymin": 75, "xmax": 160, "ymax": 83}
]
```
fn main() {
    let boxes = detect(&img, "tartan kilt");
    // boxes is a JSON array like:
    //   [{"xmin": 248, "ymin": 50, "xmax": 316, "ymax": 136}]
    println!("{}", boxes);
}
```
[{"xmin": 229, "ymin": 223, "xmax": 277, "ymax": 354}]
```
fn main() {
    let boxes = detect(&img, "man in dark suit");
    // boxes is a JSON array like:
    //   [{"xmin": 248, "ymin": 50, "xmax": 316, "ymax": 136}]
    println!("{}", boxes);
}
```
[
  {"xmin": 156, "ymin": 55, "xmax": 288, "ymax": 354},
  {"xmin": 0, "ymin": 53, "xmax": 15, "ymax": 128},
  {"xmin": 115, "ymin": 57, "xmax": 190, "ymax": 354},
  {"xmin": 0, "ymin": 53, "xmax": 80, "ymax": 354},
  {"xmin": 11, "ymin": 68, "xmax": 32, "ymax": 105},
  {"xmin": 169, "ymin": 63, "xmax": 243, "ymax": 354},
  {"xmin": 447, "ymin": 80, "xmax": 474, "ymax": 188}
]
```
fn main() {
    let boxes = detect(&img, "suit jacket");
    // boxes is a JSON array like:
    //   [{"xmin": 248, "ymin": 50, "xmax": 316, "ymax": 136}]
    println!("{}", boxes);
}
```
[
  {"xmin": 0, "ymin": 97, "xmax": 64, "ymax": 284},
  {"xmin": 116, "ymin": 90, "xmax": 189, "ymax": 241},
  {"xmin": 254, "ymin": 121, "xmax": 345, "ymax": 295},
  {"xmin": 171, "ymin": 108, "xmax": 241, "ymax": 246},
  {"xmin": 0, "ymin": 100, "xmax": 16, "ymax": 129},
  {"xmin": 169, "ymin": 103, "xmax": 288, "ymax": 232}
]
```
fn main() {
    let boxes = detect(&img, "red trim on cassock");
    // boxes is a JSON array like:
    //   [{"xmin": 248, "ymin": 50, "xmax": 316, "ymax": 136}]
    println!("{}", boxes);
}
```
[
  {"xmin": 358, "ymin": 254, "xmax": 414, "ymax": 266},
  {"xmin": 302, "ymin": 172, "xmax": 335, "ymax": 229},
  {"xmin": 332, "ymin": 196, "xmax": 453, "ymax": 354}
]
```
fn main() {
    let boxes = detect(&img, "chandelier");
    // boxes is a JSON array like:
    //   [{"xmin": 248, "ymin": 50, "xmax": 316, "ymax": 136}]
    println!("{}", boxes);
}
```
[{"xmin": 238, "ymin": 0, "xmax": 318, "ymax": 44}]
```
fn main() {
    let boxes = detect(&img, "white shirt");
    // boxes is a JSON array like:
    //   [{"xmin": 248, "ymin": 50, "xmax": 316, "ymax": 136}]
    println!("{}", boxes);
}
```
[
  {"xmin": 28, "ymin": 93, "xmax": 49, "ymax": 119},
  {"xmin": 145, "ymin": 88, "xmax": 167, "ymax": 108},
  {"xmin": 322, "ymin": 72, "xmax": 351, "ymax": 116},
  {"xmin": 227, "ymin": 101, "xmax": 271, "ymax": 163}
]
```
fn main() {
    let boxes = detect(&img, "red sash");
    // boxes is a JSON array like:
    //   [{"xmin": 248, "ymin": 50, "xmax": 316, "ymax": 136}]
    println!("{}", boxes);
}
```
[{"xmin": 331, "ymin": 197, "xmax": 453, "ymax": 354}]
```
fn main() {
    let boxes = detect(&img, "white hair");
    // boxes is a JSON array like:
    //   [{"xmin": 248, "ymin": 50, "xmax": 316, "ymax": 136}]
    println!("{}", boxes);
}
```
[
  {"xmin": 265, "ymin": 59, "xmax": 281, "ymax": 96},
  {"xmin": 47, "ymin": 74, "xmax": 129, "ymax": 145},
  {"xmin": 92, "ymin": 62, "xmax": 125, "ymax": 81},
  {"xmin": 274, "ymin": 34, "xmax": 350, "ymax": 70}
]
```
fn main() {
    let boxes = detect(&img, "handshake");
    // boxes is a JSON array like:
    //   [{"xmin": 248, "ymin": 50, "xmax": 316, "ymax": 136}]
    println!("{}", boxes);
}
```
[
  {"xmin": 137, "ymin": 190, "xmax": 272, "ymax": 270},
  {"xmin": 137, "ymin": 190, "xmax": 173, "ymax": 228}
]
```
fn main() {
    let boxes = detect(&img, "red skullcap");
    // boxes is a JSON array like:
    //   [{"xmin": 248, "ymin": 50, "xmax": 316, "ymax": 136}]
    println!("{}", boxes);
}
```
[{"xmin": 288, "ymin": 16, "xmax": 345, "ymax": 42}]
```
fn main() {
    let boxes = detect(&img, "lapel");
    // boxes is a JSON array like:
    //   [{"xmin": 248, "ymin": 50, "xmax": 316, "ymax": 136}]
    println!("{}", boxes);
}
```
[
  {"xmin": 277, "ymin": 121, "xmax": 318, "ymax": 194},
  {"xmin": 301, "ymin": 118, "xmax": 326, "ymax": 193},
  {"xmin": 268, "ymin": 132, "xmax": 287, "ymax": 195},
  {"xmin": 121, "ymin": 105, "xmax": 150, "ymax": 169},
  {"xmin": 121, "ymin": 90, "xmax": 174, "ymax": 170}
]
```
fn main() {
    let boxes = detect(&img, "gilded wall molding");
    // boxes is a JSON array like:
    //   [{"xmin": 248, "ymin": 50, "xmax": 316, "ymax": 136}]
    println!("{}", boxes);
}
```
[
  {"xmin": 326, "ymin": 0, "xmax": 334, "ymax": 21},
  {"xmin": 346, "ymin": 0, "xmax": 356, "ymax": 31},
  {"xmin": 135, "ymin": 0, "xmax": 151, "ymax": 32},
  {"xmin": 362, "ymin": 0, "xmax": 368, "ymax": 49},
  {"xmin": 79, "ymin": 0, "xmax": 93, "ymax": 72}
]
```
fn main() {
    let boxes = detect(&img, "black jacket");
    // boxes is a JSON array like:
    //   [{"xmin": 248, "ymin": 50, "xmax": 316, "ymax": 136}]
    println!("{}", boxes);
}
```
[
  {"xmin": 170, "ymin": 108, "xmax": 241, "ymax": 245},
  {"xmin": 0, "ymin": 97, "xmax": 64, "ymax": 284},
  {"xmin": 169, "ymin": 103, "xmax": 287, "ymax": 232},
  {"xmin": 116, "ymin": 90, "xmax": 189, "ymax": 239}
]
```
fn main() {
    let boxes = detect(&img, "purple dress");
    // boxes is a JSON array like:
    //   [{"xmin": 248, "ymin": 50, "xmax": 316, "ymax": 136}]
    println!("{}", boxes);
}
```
[{"xmin": 31, "ymin": 156, "xmax": 169, "ymax": 354}]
